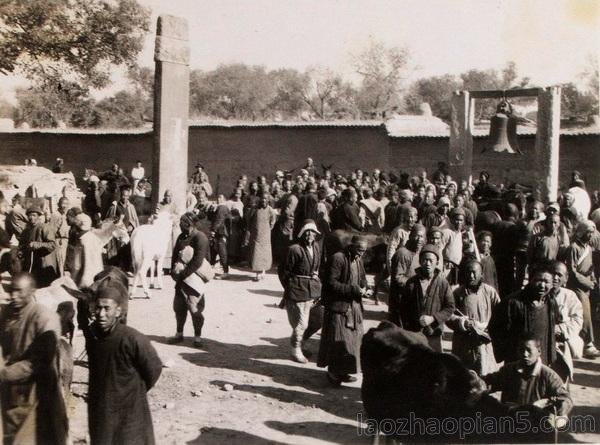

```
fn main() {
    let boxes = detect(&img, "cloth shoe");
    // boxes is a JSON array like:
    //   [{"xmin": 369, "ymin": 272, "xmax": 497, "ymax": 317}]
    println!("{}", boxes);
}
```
[
  {"xmin": 339, "ymin": 374, "xmax": 358, "ymax": 383},
  {"xmin": 193, "ymin": 336, "xmax": 203, "ymax": 348},
  {"xmin": 168, "ymin": 333, "xmax": 184, "ymax": 344},
  {"xmin": 583, "ymin": 344, "xmax": 600, "ymax": 359},
  {"xmin": 291, "ymin": 347, "xmax": 308, "ymax": 364},
  {"xmin": 326, "ymin": 371, "xmax": 342, "ymax": 387}
]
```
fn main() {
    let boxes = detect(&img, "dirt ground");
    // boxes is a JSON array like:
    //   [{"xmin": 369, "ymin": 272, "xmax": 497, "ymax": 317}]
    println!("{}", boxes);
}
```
[{"xmin": 68, "ymin": 268, "xmax": 600, "ymax": 444}]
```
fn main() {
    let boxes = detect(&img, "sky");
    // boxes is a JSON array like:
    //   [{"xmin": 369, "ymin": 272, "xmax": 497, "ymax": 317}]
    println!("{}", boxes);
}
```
[
  {"xmin": 1, "ymin": 0, "xmax": 598, "ymax": 101},
  {"xmin": 136, "ymin": 0, "xmax": 599, "ymax": 82}
]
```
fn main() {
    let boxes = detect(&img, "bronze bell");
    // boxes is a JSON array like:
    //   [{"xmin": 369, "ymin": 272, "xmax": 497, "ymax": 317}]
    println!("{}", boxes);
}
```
[{"xmin": 486, "ymin": 99, "xmax": 522, "ymax": 154}]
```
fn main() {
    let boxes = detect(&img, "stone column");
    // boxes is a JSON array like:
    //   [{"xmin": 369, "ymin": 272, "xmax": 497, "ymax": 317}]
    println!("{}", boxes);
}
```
[
  {"xmin": 448, "ymin": 91, "xmax": 474, "ymax": 184},
  {"xmin": 534, "ymin": 86, "xmax": 561, "ymax": 202},
  {"xmin": 152, "ymin": 15, "xmax": 190, "ymax": 213}
]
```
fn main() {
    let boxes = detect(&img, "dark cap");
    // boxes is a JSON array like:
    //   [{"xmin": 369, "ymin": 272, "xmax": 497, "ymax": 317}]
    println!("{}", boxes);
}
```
[
  {"xmin": 419, "ymin": 244, "xmax": 440, "ymax": 260},
  {"xmin": 26, "ymin": 206, "xmax": 43, "ymax": 216}
]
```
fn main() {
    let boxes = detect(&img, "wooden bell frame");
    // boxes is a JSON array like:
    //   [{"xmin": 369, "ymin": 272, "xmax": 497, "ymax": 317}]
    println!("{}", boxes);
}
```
[{"xmin": 448, "ymin": 86, "xmax": 562, "ymax": 202}]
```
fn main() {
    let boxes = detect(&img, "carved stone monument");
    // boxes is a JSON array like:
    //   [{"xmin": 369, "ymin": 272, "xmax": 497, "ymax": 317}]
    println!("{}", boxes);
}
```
[{"xmin": 152, "ymin": 15, "xmax": 190, "ymax": 212}]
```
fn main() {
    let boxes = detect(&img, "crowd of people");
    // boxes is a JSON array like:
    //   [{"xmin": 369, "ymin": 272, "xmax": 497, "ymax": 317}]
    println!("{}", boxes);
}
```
[{"xmin": 0, "ymin": 155, "xmax": 599, "ymax": 442}]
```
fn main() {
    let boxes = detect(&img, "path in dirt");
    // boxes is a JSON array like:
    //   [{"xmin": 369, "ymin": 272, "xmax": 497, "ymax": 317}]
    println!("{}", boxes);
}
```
[{"xmin": 68, "ymin": 268, "xmax": 600, "ymax": 444}]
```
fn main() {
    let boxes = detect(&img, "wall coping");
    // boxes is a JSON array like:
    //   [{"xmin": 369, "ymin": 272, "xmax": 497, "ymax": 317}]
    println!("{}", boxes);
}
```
[{"xmin": 1, "ymin": 122, "xmax": 598, "ymax": 138}]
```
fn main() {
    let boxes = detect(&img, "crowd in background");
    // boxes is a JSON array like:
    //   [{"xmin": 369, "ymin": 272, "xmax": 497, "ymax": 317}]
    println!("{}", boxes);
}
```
[{"xmin": 0, "ymin": 155, "xmax": 599, "ymax": 443}]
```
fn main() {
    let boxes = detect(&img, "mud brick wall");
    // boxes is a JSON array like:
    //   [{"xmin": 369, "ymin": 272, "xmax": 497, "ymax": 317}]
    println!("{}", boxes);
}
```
[{"xmin": 0, "ymin": 126, "xmax": 597, "ymax": 194}]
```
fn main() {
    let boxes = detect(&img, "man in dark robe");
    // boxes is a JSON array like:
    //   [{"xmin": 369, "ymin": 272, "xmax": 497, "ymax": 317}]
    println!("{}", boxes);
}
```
[
  {"xmin": 19, "ymin": 206, "xmax": 60, "ymax": 287},
  {"xmin": 208, "ymin": 195, "xmax": 231, "ymax": 279},
  {"xmin": 399, "ymin": 244, "xmax": 455, "ymax": 352},
  {"xmin": 5, "ymin": 195, "xmax": 28, "ymax": 241},
  {"xmin": 388, "ymin": 224, "xmax": 426, "ymax": 326},
  {"xmin": 528, "ymin": 213, "xmax": 562, "ymax": 267},
  {"xmin": 382, "ymin": 190, "xmax": 400, "ymax": 234},
  {"xmin": 87, "ymin": 283, "xmax": 162, "ymax": 445},
  {"xmin": 105, "ymin": 184, "xmax": 139, "ymax": 271},
  {"xmin": 318, "ymin": 236, "xmax": 369, "ymax": 386},
  {"xmin": 489, "ymin": 264, "xmax": 559, "ymax": 366},
  {"xmin": 293, "ymin": 183, "xmax": 319, "ymax": 238},
  {"xmin": 330, "ymin": 189, "xmax": 363, "ymax": 232},
  {"xmin": 476, "ymin": 230, "xmax": 499, "ymax": 290},
  {"xmin": 492, "ymin": 203, "xmax": 520, "ymax": 297},
  {"xmin": 0, "ymin": 273, "xmax": 69, "ymax": 445}
]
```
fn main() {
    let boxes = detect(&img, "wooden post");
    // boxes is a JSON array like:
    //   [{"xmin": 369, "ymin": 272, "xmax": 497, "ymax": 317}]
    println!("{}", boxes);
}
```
[
  {"xmin": 448, "ymin": 91, "xmax": 473, "ymax": 183},
  {"xmin": 152, "ymin": 15, "xmax": 190, "ymax": 213},
  {"xmin": 535, "ymin": 86, "xmax": 561, "ymax": 202}
]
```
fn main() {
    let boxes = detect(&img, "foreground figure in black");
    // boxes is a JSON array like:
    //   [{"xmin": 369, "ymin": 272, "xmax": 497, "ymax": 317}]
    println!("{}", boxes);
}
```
[{"xmin": 87, "ymin": 282, "xmax": 163, "ymax": 445}]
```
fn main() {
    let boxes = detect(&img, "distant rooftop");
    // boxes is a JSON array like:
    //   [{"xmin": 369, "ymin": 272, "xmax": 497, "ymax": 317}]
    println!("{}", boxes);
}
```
[{"xmin": 384, "ymin": 114, "xmax": 449, "ymax": 138}]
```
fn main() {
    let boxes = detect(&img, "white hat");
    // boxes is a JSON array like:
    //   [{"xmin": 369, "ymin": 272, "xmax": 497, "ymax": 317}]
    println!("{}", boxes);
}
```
[
  {"xmin": 297, "ymin": 219, "xmax": 321, "ymax": 238},
  {"xmin": 75, "ymin": 213, "xmax": 92, "ymax": 231}
]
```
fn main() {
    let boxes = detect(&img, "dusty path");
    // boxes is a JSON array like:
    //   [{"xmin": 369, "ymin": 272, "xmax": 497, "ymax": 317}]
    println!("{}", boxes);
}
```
[{"xmin": 68, "ymin": 268, "xmax": 600, "ymax": 444}]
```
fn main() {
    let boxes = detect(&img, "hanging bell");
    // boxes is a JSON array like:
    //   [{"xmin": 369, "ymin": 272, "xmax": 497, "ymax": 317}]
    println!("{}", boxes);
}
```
[{"xmin": 485, "ymin": 99, "xmax": 522, "ymax": 154}]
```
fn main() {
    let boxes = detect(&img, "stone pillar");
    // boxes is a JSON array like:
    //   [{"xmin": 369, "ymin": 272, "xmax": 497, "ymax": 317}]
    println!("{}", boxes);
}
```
[
  {"xmin": 448, "ymin": 91, "xmax": 474, "ymax": 184},
  {"xmin": 152, "ymin": 15, "xmax": 190, "ymax": 213},
  {"xmin": 534, "ymin": 86, "xmax": 561, "ymax": 202}
]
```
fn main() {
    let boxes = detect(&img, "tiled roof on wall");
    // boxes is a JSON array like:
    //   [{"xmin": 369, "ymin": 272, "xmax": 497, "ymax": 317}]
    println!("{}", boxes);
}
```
[
  {"xmin": 1, "ymin": 121, "xmax": 598, "ymax": 138},
  {"xmin": 188, "ymin": 120, "xmax": 383, "ymax": 128},
  {"xmin": 0, "ymin": 128, "xmax": 153, "ymax": 135}
]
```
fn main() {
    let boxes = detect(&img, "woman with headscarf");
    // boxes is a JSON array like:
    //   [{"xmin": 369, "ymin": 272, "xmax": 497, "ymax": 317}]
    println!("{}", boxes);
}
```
[{"xmin": 564, "ymin": 220, "xmax": 599, "ymax": 358}]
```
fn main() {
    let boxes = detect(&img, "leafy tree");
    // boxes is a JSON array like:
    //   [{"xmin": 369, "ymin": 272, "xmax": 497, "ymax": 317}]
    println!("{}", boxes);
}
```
[
  {"xmin": 2, "ymin": 0, "xmax": 150, "ymax": 127},
  {"xmin": 353, "ymin": 40, "xmax": 409, "ymax": 118},
  {"xmin": 296, "ymin": 67, "xmax": 357, "ymax": 120},
  {"xmin": 0, "ymin": 0, "xmax": 150, "ymax": 86},
  {"xmin": 189, "ymin": 64, "xmax": 277, "ymax": 120},
  {"xmin": 268, "ymin": 68, "xmax": 309, "ymax": 119},
  {"xmin": 13, "ymin": 80, "xmax": 98, "ymax": 128},
  {"xmin": 0, "ymin": 93, "xmax": 14, "ymax": 119},
  {"xmin": 404, "ymin": 74, "xmax": 462, "ymax": 122},
  {"xmin": 93, "ymin": 90, "xmax": 147, "ymax": 128},
  {"xmin": 560, "ymin": 82, "xmax": 597, "ymax": 122}
]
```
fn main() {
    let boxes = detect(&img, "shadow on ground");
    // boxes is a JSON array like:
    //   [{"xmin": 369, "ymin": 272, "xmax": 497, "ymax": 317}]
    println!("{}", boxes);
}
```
[
  {"xmin": 216, "ymin": 273, "xmax": 255, "ymax": 282},
  {"xmin": 573, "ymin": 360, "xmax": 600, "ymax": 373},
  {"xmin": 573, "ymin": 373, "xmax": 600, "ymax": 389},
  {"xmin": 248, "ymin": 289, "xmax": 284, "ymax": 298},
  {"xmin": 362, "ymin": 308, "xmax": 387, "ymax": 322},
  {"xmin": 264, "ymin": 420, "xmax": 371, "ymax": 444},
  {"xmin": 177, "ymin": 336, "xmax": 363, "ymax": 421},
  {"xmin": 186, "ymin": 427, "xmax": 287, "ymax": 444}
]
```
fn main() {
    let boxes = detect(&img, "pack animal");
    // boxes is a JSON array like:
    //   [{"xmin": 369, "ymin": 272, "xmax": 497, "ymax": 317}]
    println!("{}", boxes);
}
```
[
  {"xmin": 361, "ymin": 321, "xmax": 517, "ymax": 442},
  {"xmin": 130, "ymin": 211, "xmax": 174, "ymax": 298}
]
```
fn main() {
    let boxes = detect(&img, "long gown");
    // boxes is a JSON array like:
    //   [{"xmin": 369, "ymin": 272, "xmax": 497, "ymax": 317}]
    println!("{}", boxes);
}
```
[
  {"xmin": 248, "ymin": 206, "xmax": 276, "ymax": 272},
  {"xmin": 87, "ymin": 323, "xmax": 162, "ymax": 445},
  {"xmin": 448, "ymin": 283, "xmax": 500, "ymax": 375}
]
